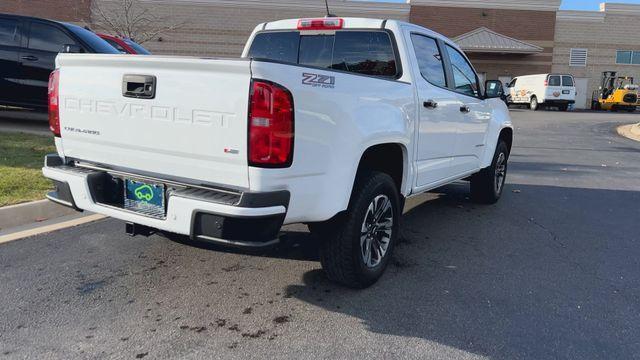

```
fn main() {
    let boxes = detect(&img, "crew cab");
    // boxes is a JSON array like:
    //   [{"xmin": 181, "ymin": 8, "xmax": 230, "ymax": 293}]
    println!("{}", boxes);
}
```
[
  {"xmin": 0, "ymin": 14, "xmax": 119, "ymax": 111},
  {"xmin": 43, "ymin": 18, "xmax": 513, "ymax": 288}
]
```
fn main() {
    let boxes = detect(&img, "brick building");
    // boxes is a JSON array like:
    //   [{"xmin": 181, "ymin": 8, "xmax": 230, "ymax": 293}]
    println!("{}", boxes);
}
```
[{"xmin": 2, "ymin": 0, "xmax": 640, "ymax": 108}]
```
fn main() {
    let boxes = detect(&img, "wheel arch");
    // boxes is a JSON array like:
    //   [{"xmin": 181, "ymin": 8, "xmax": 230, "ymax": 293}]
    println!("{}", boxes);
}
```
[
  {"xmin": 353, "ymin": 143, "xmax": 409, "ymax": 198},
  {"xmin": 498, "ymin": 127, "xmax": 513, "ymax": 155}
]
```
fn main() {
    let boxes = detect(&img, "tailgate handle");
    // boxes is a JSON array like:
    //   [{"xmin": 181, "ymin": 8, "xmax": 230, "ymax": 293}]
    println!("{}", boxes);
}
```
[{"xmin": 122, "ymin": 74, "xmax": 156, "ymax": 99}]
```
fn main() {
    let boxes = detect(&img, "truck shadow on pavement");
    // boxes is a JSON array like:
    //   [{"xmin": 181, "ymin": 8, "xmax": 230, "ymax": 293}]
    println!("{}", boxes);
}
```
[{"xmin": 281, "ymin": 183, "xmax": 640, "ymax": 359}]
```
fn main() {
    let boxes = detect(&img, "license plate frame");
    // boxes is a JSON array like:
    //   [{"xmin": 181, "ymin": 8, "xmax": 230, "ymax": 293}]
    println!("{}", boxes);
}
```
[
  {"xmin": 562, "ymin": 90, "xmax": 571, "ymax": 94},
  {"xmin": 124, "ymin": 178, "xmax": 166, "ymax": 219}
]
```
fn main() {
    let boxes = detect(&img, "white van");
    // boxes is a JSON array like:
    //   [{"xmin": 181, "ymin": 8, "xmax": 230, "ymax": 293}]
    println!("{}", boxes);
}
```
[{"xmin": 506, "ymin": 74, "xmax": 576, "ymax": 111}]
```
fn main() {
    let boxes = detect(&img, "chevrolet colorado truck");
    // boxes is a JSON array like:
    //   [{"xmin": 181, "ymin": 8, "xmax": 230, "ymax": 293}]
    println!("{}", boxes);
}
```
[{"xmin": 43, "ymin": 17, "xmax": 513, "ymax": 288}]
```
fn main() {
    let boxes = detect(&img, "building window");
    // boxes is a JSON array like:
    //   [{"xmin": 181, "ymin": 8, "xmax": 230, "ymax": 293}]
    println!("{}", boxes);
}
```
[
  {"xmin": 616, "ymin": 50, "xmax": 640, "ymax": 65},
  {"xmin": 570, "ymin": 48, "xmax": 587, "ymax": 67}
]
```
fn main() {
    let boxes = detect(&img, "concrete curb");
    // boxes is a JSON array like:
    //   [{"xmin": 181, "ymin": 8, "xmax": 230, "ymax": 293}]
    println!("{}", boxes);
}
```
[
  {"xmin": 617, "ymin": 123, "xmax": 640, "ymax": 142},
  {"xmin": 0, "ymin": 214, "xmax": 106, "ymax": 245},
  {"xmin": 0, "ymin": 200, "xmax": 78, "ymax": 231}
]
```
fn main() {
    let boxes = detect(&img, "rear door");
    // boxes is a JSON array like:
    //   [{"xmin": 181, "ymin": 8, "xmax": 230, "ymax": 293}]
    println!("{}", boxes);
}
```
[
  {"xmin": 546, "ymin": 74, "xmax": 575, "ymax": 103},
  {"xmin": 20, "ymin": 20, "xmax": 82, "ymax": 108},
  {"xmin": 408, "ymin": 33, "xmax": 461, "ymax": 187},
  {"xmin": 0, "ymin": 16, "xmax": 24, "ymax": 106}
]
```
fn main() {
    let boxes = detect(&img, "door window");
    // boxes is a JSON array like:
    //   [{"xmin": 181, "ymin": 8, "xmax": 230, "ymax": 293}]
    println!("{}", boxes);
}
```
[
  {"xmin": 547, "ymin": 75, "xmax": 561, "ymax": 86},
  {"xmin": 410, "ymin": 34, "xmax": 446, "ymax": 87},
  {"xmin": 0, "ymin": 19, "xmax": 20, "ymax": 46},
  {"xmin": 28, "ymin": 22, "xmax": 77, "ymax": 53},
  {"xmin": 445, "ymin": 44, "xmax": 479, "ymax": 97},
  {"xmin": 562, "ymin": 75, "xmax": 574, "ymax": 87}
]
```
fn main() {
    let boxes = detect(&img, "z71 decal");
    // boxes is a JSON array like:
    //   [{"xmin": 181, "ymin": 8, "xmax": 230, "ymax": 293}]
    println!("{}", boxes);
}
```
[{"xmin": 302, "ymin": 73, "xmax": 335, "ymax": 89}]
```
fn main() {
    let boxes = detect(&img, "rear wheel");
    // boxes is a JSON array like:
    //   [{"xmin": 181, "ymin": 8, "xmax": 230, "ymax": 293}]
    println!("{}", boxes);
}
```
[
  {"xmin": 470, "ymin": 140, "xmax": 509, "ymax": 204},
  {"xmin": 558, "ymin": 104, "xmax": 569, "ymax": 111},
  {"xmin": 530, "ymin": 96, "xmax": 539, "ymax": 111},
  {"xmin": 313, "ymin": 171, "xmax": 400, "ymax": 288}
]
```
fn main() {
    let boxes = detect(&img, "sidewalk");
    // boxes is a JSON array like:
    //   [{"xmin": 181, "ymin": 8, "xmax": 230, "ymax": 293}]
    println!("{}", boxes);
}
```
[
  {"xmin": 0, "ymin": 200, "xmax": 77, "ymax": 231},
  {"xmin": 617, "ymin": 123, "xmax": 640, "ymax": 142}
]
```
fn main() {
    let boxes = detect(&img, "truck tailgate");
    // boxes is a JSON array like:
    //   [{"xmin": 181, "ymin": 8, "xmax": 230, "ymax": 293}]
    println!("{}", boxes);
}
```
[{"xmin": 56, "ymin": 54, "xmax": 251, "ymax": 188}]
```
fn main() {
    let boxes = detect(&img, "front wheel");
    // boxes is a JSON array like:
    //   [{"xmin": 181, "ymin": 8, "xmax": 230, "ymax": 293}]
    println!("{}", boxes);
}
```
[
  {"xmin": 314, "ymin": 171, "xmax": 400, "ymax": 288},
  {"xmin": 470, "ymin": 140, "xmax": 509, "ymax": 204}
]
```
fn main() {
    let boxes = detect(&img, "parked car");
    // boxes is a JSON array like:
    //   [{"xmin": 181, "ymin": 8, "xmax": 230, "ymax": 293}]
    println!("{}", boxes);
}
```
[
  {"xmin": 97, "ymin": 33, "xmax": 151, "ymax": 55},
  {"xmin": 43, "ymin": 17, "xmax": 513, "ymax": 288},
  {"xmin": 0, "ymin": 14, "xmax": 119, "ymax": 111},
  {"xmin": 506, "ymin": 73, "xmax": 576, "ymax": 111}
]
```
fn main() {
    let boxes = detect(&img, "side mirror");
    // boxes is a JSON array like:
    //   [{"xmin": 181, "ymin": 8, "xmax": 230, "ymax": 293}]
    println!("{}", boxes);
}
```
[
  {"xmin": 485, "ymin": 80, "xmax": 504, "ymax": 99},
  {"xmin": 61, "ymin": 44, "xmax": 82, "ymax": 53}
]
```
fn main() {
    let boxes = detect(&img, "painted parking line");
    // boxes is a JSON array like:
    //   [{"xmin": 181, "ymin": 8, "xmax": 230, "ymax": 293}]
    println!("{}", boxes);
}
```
[{"xmin": 0, "ymin": 214, "xmax": 106, "ymax": 245}]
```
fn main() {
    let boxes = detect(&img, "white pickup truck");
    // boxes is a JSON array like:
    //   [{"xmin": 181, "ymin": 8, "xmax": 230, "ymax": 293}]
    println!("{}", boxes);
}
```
[{"xmin": 43, "ymin": 17, "xmax": 513, "ymax": 288}]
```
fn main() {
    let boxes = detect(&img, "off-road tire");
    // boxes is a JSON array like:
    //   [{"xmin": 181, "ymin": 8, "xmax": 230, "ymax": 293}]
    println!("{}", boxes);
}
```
[
  {"xmin": 470, "ymin": 140, "xmax": 509, "ymax": 204},
  {"xmin": 313, "ymin": 171, "xmax": 400, "ymax": 288}
]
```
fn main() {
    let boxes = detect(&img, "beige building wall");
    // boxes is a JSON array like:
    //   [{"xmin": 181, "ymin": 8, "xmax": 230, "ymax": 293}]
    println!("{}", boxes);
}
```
[
  {"xmin": 553, "ymin": 3, "xmax": 640, "ymax": 108},
  {"xmin": 91, "ymin": 0, "xmax": 409, "ymax": 57}
]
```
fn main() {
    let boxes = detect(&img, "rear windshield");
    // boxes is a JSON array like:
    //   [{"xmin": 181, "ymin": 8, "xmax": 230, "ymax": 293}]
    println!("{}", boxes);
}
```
[
  {"xmin": 548, "ymin": 75, "xmax": 561, "ymax": 86},
  {"xmin": 562, "ymin": 75, "xmax": 574, "ymax": 87},
  {"xmin": 248, "ymin": 30, "xmax": 399, "ymax": 78}
]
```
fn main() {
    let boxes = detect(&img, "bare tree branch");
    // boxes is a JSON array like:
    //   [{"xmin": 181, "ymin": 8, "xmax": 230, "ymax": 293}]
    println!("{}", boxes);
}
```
[{"xmin": 91, "ymin": 0, "xmax": 184, "ymax": 44}]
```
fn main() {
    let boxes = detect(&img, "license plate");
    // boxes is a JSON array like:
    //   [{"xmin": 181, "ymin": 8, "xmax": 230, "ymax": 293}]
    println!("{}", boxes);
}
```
[
  {"xmin": 124, "ymin": 179, "xmax": 166, "ymax": 218},
  {"xmin": 562, "ymin": 90, "xmax": 570, "ymax": 94}
]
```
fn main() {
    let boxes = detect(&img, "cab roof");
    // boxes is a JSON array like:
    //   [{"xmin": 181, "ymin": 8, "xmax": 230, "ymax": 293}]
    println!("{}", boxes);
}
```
[{"xmin": 262, "ymin": 17, "xmax": 392, "ymax": 31}]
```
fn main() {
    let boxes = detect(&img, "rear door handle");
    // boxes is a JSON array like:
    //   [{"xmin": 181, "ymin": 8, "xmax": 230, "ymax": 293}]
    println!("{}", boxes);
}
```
[
  {"xmin": 20, "ymin": 55, "xmax": 38, "ymax": 62},
  {"xmin": 423, "ymin": 100, "xmax": 438, "ymax": 109},
  {"xmin": 460, "ymin": 105, "xmax": 470, "ymax": 113}
]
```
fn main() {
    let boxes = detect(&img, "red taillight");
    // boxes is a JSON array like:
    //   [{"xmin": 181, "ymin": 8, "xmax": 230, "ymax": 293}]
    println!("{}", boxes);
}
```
[
  {"xmin": 297, "ymin": 18, "xmax": 343, "ymax": 31},
  {"xmin": 248, "ymin": 80, "xmax": 294, "ymax": 167},
  {"xmin": 48, "ymin": 69, "xmax": 60, "ymax": 137},
  {"xmin": 544, "ymin": 80, "xmax": 548, "ymax": 86}
]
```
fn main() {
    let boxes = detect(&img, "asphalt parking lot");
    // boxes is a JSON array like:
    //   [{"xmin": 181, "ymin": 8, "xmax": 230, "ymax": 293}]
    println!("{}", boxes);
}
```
[{"xmin": 1, "ymin": 110, "xmax": 639, "ymax": 359}]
